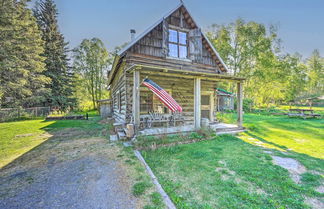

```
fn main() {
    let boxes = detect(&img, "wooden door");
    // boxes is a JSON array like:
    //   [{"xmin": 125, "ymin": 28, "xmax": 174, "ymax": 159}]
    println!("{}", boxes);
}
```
[{"xmin": 201, "ymin": 93, "xmax": 213, "ymax": 121}]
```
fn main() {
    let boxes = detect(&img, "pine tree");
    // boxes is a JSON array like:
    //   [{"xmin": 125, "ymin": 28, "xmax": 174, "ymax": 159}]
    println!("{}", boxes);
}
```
[
  {"xmin": 33, "ymin": 0, "xmax": 75, "ymax": 110},
  {"xmin": 0, "ymin": 0, "xmax": 50, "ymax": 107}
]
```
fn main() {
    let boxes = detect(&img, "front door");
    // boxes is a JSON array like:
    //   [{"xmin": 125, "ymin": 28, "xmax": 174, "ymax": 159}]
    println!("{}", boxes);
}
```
[{"xmin": 201, "ymin": 93, "xmax": 214, "ymax": 121}]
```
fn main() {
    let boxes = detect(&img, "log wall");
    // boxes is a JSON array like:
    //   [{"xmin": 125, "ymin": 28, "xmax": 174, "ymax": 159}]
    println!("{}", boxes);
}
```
[
  {"xmin": 124, "ymin": 70, "xmax": 218, "ymax": 125},
  {"xmin": 111, "ymin": 62, "xmax": 127, "ymax": 123}
]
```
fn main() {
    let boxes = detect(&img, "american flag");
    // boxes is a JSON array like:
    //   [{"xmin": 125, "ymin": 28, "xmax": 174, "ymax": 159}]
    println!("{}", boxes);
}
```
[{"xmin": 142, "ymin": 78, "xmax": 182, "ymax": 112}]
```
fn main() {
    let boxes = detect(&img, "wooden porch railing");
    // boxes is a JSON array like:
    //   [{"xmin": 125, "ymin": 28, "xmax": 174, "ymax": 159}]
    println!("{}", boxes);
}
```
[{"xmin": 139, "ymin": 111, "xmax": 184, "ymax": 130}]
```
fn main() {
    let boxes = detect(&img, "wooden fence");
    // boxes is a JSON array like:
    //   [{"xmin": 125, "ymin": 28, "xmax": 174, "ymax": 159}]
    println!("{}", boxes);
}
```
[{"xmin": 0, "ymin": 107, "xmax": 51, "ymax": 122}]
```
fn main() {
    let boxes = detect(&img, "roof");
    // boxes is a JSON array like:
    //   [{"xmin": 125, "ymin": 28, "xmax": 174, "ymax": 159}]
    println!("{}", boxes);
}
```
[
  {"xmin": 115, "ymin": 2, "xmax": 229, "ymax": 71},
  {"xmin": 108, "ymin": 2, "xmax": 231, "ymax": 86},
  {"xmin": 216, "ymin": 88, "xmax": 233, "ymax": 95},
  {"xmin": 117, "ymin": 2, "xmax": 183, "ymax": 56}
]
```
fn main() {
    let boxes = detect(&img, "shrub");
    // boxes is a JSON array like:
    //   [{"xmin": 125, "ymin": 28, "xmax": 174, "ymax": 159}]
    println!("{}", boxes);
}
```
[
  {"xmin": 132, "ymin": 181, "xmax": 150, "ymax": 196},
  {"xmin": 243, "ymin": 98, "xmax": 254, "ymax": 112}
]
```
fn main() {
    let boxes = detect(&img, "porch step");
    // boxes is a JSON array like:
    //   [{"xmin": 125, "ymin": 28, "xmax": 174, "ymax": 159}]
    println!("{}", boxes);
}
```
[
  {"xmin": 216, "ymin": 129, "xmax": 246, "ymax": 135},
  {"xmin": 113, "ymin": 122, "xmax": 125, "ymax": 133},
  {"xmin": 117, "ymin": 130, "xmax": 127, "ymax": 140},
  {"xmin": 215, "ymin": 127, "xmax": 244, "ymax": 132},
  {"xmin": 110, "ymin": 134, "xmax": 118, "ymax": 141}
]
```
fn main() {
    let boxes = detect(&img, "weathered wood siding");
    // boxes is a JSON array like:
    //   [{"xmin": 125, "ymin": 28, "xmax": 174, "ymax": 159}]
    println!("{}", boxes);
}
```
[
  {"xmin": 126, "ymin": 54, "xmax": 221, "ymax": 74},
  {"xmin": 166, "ymin": 7, "xmax": 191, "ymax": 29},
  {"xmin": 127, "ymin": 6, "xmax": 220, "ymax": 70},
  {"xmin": 129, "ymin": 23, "xmax": 164, "ymax": 58}
]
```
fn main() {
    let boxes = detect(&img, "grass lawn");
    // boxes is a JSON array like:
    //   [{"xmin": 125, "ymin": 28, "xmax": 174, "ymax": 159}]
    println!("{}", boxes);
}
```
[
  {"xmin": 141, "ymin": 114, "xmax": 324, "ymax": 208},
  {"xmin": 0, "ymin": 111, "xmax": 105, "ymax": 168},
  {"xmin": 219, "ymin": 113, "xmax": 324, "ymax": 160}
]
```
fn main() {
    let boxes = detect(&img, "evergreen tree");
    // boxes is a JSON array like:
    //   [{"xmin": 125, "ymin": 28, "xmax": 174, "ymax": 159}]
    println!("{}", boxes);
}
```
[
  {"xmin": 33, "ymin": 0, "xmax": 75, "ymax": 110},
  {"xmin": 0, "ymin": 0, "xmax": 50, "ymax": 107}
]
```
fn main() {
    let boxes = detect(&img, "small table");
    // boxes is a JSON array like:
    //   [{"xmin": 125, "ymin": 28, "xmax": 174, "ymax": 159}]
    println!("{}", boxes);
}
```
[{"xmin": 288, "ymin": 109, "xmax": 320, "ymax": 119}]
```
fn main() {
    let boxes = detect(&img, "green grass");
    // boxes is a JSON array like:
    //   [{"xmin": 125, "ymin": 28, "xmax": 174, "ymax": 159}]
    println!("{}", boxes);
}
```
[
  {"xmin": 132, "ymin": 181, "xmax": 151, "ymax": 196},
  {"xmin": 141, "ymin": 113, "xmax": 324, "ymax": 208},
  {"xmin": 134, "ymin": 129, "xmax": 215, "ymax": 149},
  {"xmin": 121, "ymin": 146, "xmax": 164, "ymax": 209},
  {"xmin": 142, "ymin": 135, "xmax": 323, "ymax": 208},
  {"xmin": 0, "ymin": 114, "xmax": 104, "ymax": 168},
  {"xmin": 218, "ymin": 113, "xmax": 324, "ymax": 160}
]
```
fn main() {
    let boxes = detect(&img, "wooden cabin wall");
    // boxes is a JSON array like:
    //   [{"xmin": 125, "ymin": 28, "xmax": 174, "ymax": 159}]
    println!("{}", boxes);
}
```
[
  {"xmin": 111, "ymin": 62, "xmax": 127, "ymax": 123},
  {"xmin": 125, "ymin": 6, "xmax": 222, "ymax": 70},
  {"xmin": 129, "ymin": 23, "xmax": 164, "ymax": 58},
  {"xmin": 125, "ymin": 67, "xmax": 133, "ymax": 124},
  {"xmin": 166, "ymin": 8, "xmax": 191, "ymax": 29},
  {"xmin": 126, "ymin": 54, "xmax": 220, "ymax": 74},
  {"xmin": 202, "ymin": 42, "xmax": 217, "ymax": 67},
  {"xmin": 125, "ymin": 70, "xmax": 219, "ymax": 124}
]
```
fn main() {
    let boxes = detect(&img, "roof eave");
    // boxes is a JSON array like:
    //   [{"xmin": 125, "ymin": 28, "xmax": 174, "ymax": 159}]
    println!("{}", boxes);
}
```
[
  {"xmin": 107, "ymin": 55, "xmax": 120, "ymax": 85},
  {"xmin": 117, "ymin": 2, "xmax": 184, "ymax": 56}
]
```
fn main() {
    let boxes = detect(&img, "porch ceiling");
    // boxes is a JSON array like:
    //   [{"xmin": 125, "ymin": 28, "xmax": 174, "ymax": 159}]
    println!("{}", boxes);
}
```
[{"xmin": 127, "ymin": 64, "xmax": 245, "ymax": 82}]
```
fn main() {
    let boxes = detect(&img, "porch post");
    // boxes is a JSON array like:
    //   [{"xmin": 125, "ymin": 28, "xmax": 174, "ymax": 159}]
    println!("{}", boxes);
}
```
[
  {"xmin": 194, "ymin": 78, "xmax": 201, "ymax": 129},
  {"xmin": 237, "ymin": 82, "xmax": 243, "ymax": 128},
  {"xmin": 133, "ymin": 70, "xmax": 140, "ymax": 132}
]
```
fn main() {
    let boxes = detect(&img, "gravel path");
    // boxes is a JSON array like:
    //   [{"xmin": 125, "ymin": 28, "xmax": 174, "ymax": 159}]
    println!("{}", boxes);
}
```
[
  {"xmin": 0, "ymin": 156, "xmax": 136, "ymax": 209},
  {"xmin": 0, "ymin": 133, "xmax": 139, "ymax": 209}
]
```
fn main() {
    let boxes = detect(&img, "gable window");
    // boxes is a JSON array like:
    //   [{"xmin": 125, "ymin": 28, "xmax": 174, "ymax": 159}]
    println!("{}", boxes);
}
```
[{"xmin": 168, "ymin": 29, "xmax": 187, "ymax": 59}]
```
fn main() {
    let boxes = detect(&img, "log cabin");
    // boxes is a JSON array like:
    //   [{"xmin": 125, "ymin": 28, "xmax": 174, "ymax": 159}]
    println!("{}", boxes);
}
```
[{"xmin": 107, "ymin": 2, "xmax": 245, "ymax": 137}]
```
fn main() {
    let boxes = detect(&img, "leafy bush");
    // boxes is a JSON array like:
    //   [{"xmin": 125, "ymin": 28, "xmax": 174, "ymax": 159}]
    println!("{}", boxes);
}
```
[{"xmin": 243, "ymin": 98, "xmax": 254, "ymax": 112}]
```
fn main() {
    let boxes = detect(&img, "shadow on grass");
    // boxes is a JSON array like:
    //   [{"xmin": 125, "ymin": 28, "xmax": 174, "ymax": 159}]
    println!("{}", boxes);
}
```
[
  {"xmin": 243, "ymin": 131, "xmax": 324, "ymax": 172},
  {"xmin": 0, "ymin": 116, "xmax": 108, "ymax": 174}
]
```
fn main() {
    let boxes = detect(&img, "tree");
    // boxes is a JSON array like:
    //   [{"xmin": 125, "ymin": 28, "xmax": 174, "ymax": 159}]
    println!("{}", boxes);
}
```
[
  {"xmin": 33, "ymin": 0, "xmax": 75, "ymax": 110},
  {"xmin": 73, "ymin": 38, "xmax": 109, "ymax": 109},
  {"xmin": 305, "ymin": 50, "xmax": 324, "ymax": 96},
  {"xmin": 281, "ymin": 53, "xmax": 307, "ymax": 102},
  {"xmin": 0, "ymin": 0, "xmax": 50, "ymax": 107},
  {"xmin": 206, "ymin": 19, "xmax": 289, "ymax": 107}
]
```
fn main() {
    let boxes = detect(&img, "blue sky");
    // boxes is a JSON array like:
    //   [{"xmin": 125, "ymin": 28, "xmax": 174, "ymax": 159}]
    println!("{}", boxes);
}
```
[{"xmin": 30, "ymin": 0, "xmax": 324, "ymax": 58}]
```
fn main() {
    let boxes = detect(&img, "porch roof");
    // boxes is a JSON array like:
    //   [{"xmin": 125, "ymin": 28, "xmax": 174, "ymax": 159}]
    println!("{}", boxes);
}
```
[{"xmin": 126, "ymin": 64, "xmax": 245, "ymax": 82}]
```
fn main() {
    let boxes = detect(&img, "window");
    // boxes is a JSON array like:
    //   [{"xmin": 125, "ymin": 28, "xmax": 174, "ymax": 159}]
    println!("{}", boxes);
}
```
[
  {"xmin": 140, "ymin": 89, "xmax": 172, "ymax": 114},
  {"xmin": 168, "ymin": 29, "xmax": 188, "ymax": 58},
  {"xmin": 116, "ymin": 92, "xmax": 121, "ymax": 113},
  {"xmin": 140, "ymin": 92, "xmax": 153, "ymax": 113}
]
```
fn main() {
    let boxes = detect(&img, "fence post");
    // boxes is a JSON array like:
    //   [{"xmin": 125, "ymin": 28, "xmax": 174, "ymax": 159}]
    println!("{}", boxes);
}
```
[{"xmin": 86, "ymin": 113, "xmax": 88, "ymax": 120}]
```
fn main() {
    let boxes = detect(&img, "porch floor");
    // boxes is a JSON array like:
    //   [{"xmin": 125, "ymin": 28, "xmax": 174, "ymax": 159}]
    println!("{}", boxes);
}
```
[{"xmin": 138, "ymin": 123, "xmax": 245, "ymax": 136}]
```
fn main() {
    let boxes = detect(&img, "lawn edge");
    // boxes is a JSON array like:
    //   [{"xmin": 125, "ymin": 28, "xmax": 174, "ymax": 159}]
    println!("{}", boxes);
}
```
[{"xmin": 134, "ymin": 150, "xmax": 177, "ymax": 209}]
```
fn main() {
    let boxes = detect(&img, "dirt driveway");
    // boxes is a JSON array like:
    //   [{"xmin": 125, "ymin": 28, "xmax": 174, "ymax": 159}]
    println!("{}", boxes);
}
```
[{"xmin": 0, "ymin": 128, "xmax": 143, "ymax": 209}]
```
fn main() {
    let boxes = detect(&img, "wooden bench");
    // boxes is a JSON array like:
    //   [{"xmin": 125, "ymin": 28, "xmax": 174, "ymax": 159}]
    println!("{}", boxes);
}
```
[
  {"xmin": 288, "ymin": 109, "xmax": 321, "ymax": 119},
  {"xmin": 139, "ymin": 112, "xmax": 184, "ymax": 130}
]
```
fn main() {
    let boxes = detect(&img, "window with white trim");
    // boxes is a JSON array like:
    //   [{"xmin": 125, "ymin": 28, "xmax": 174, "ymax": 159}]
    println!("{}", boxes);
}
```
[{"xmin": 168, "ymin": 29, "xmax": 188, "ymax": 59}]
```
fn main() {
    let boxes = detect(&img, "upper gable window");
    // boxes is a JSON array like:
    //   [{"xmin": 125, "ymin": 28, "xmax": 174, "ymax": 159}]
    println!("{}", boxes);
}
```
[{"xmin": 168, "ymin": 29, "xmax": 187, "ymax": 59}]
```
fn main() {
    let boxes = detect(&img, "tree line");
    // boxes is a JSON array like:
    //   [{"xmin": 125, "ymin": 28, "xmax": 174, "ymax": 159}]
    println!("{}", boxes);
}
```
[
  {"xmin": 206, "ymin": 19, "xmax": 324, "ymax": 108},
  {"xmin": 0, "ymin": 0, "xmax": 110, "ymax": 111},
  {"xmin": 1, "ymin": 1, "xmax": 323, "ymax": 111}
]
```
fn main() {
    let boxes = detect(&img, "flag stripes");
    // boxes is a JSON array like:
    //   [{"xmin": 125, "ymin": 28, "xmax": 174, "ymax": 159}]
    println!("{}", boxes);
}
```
[{"xmin": 142, "ymin": 78, "xmax": 182, "ymax": 112}]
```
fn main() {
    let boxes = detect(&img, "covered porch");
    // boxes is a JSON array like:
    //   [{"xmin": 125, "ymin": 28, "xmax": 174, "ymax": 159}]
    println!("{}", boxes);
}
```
[{"xmin": 129, "ymin": 64, "xmax": 245, "ymax": 135}]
